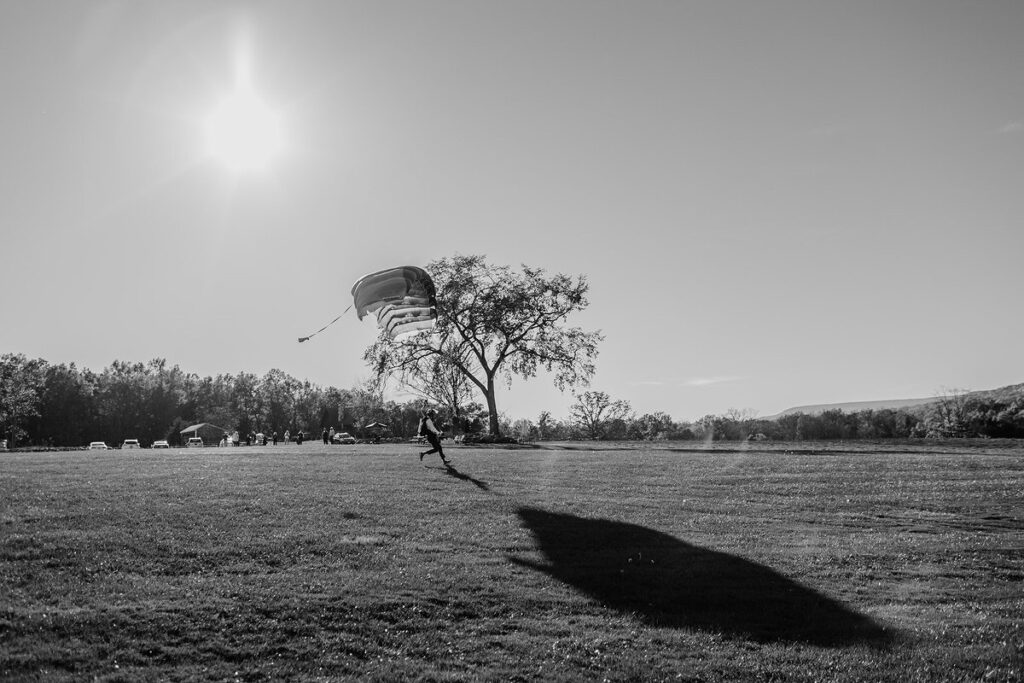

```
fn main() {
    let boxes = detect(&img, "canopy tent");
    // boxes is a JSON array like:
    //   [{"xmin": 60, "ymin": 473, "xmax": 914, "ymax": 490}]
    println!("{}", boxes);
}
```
[
  {"xmin": 179, "ymin": 423, "xmax": 229, "ymax": 443},
  {"xmin": 362, "ymin": 421, "xmax": 390, "ymax": 443}
]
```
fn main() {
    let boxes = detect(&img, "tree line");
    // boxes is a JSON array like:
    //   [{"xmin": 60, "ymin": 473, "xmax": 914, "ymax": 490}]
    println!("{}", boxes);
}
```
[
  {"xmin": 3, "ymin": 354, "xmax": 1022, "ymax": 448},
  {"xmin": 507, "ymin": 389, "xmax": 1024, "ymax": 442},
  {"xmin": 0, "ymin": 354, "xmax": 458, "ymax": 448}
]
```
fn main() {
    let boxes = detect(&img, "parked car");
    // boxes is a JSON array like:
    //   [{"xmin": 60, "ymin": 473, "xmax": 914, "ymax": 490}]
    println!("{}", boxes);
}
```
[
  {"xmin": 186, "ymin": 437, "xmax": 204, "ymax": 447},
  {"xmin": 331, "ymin": 432, "xmax": 357, "ymax": 444},
  {"xmin": 152, "ymin": 440, "xmax": 170, "ymax": 449},
  {"xmin": 121, "ymin": 439, "xmax": 140, "ymax": 449},
  {"xmin": 87, "ymin": 441, "xmax": 109, "ymax": 450}
]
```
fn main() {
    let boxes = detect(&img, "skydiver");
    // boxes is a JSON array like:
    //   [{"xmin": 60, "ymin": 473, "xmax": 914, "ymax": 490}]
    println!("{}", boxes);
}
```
[{"xmin": 418, "ymin": 409, "xmax": 449, "ymax": 465}]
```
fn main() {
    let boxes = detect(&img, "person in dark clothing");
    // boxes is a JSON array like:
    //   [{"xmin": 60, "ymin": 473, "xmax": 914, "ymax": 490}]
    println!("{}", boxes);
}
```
[
  {"xmin": 322, "ymin": 428, "xmax": 329, "ymax": 445},
  {"xmin": 418, "ymin": 409, "xmax": 448, "ymax": 464}
]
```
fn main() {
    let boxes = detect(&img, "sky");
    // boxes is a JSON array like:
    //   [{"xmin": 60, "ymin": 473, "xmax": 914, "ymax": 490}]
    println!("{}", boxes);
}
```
[{"xmin": 1, "ymin": 0, "xmax": 1021, "ymax": 423}]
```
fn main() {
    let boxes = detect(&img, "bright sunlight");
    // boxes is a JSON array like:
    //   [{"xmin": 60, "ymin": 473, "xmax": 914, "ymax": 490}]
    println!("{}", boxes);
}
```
[{"xmin": 204, "ymin": 85, "xmax": 284, "ymax": 173}]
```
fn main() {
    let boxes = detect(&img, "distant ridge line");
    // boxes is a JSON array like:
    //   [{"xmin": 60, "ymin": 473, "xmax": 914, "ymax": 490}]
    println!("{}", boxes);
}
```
[
  {"xmin": 764, "ymin": 398, "xmax": 935, "ymax": 420},
  {"xmin": 763, "ymin": 382, "xmax": 1024, "ymax": 420}
]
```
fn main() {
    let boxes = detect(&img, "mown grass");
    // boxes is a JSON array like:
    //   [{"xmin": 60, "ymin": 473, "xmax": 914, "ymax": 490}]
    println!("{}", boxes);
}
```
[{"xmin": 1, "ymin": 441, "xmax": 1021, "ymax": 681}]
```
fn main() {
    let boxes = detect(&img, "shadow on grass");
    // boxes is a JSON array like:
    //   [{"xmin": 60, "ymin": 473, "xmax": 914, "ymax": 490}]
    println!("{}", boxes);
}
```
[
  {"xmin": 512, "ymin": 507, "xmax": 892, "ymax": 647},
  {"xmin": 424, "ymin": 463, "xmax": 490, "ymax": 491}
]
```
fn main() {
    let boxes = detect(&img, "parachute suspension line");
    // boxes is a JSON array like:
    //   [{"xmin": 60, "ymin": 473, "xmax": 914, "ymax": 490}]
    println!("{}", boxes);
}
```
[{"xmin": 297, "ymin": 304, "xmax": 352, "ymax": 343}]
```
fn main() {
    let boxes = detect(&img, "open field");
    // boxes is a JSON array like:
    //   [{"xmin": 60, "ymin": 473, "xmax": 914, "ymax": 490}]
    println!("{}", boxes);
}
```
[{"xmin": 2, "ymin": 441, "xmax": 1022, "ymax": 681}]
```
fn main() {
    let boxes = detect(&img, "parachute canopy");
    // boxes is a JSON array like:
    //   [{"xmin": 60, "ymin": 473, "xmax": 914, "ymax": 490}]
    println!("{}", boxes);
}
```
[{"xmin": 351, "ymin": 266, "xmax": 437, "ymax": 339}]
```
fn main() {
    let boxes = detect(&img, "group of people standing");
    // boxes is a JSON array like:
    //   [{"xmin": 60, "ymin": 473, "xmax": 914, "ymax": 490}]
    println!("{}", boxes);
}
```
[{"xmin": 218, "ymin": 430, "xmax": 306, "ymax": 446}]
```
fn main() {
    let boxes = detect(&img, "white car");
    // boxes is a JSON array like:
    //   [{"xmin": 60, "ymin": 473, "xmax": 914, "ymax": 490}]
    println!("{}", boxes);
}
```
[
  {"xmin": 186, "ymin": 437, "xmax": 204, "ymax": 447},
  {"xmin": 87, "ymin": 441, "xmax": 109, "ymax": 450},
  {"xmin": 121, "ymin": 439, "xmax": 140, "ymax": 449},
  {"xmin": 331, "ymin": 432, "xmax": 357, "ymax": 444},
  {"xmin": 152, "ymin": 440, "xmax": 170, "ymax": 449}
]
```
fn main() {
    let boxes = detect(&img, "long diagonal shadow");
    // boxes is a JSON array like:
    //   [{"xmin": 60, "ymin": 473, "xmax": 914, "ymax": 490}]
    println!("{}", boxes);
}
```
[
  {"xmin": 424, "ymin": 463, "xmax": 490, "ymax": 490},
  {"xmin": 512, "ymin": 507, "xmax": 892, "ymax": 646}
]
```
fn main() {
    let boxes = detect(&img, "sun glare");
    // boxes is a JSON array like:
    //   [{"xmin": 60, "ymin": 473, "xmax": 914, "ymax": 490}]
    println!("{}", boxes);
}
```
[{"xmin": 204, "ymin": 86, "xmax": 284, "ymax": 173}]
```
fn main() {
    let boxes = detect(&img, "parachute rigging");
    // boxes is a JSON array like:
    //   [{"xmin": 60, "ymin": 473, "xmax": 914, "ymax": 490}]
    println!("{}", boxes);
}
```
[
  {"xmin": 298, "ymin": 265, "xmax": 437, "ymax": 343},
  {"xmin": 351, "ymin": 266, "xmax": 437, "ymax": 339}
]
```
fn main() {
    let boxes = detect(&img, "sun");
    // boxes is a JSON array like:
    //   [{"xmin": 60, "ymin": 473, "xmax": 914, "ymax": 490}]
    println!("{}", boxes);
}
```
[{"xmin": 204, "ymin": 86, "xmax": 284, "ymax": 173}]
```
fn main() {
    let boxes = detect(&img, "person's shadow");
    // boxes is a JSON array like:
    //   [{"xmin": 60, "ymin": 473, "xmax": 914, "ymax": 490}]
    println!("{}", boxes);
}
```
[
  {"xmin": 511, "ymin": 507, "xmax": 892, "ymax": 646},
  {"xmin": 423, "ymin": 463, "xmax": 490, "ymax": 490}
]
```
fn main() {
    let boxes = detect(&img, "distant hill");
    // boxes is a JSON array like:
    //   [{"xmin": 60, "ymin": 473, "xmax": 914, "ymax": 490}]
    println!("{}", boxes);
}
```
[
  {"xmin": 764, "ymin": 383, "xmax": 1024, "ymax": 420},
  {"xmin": 967, "ymin": 382, "xmax": 1024, "ymax": 404},
  {"xmin": 765, "ymin": 398, "xmax": 936, "ymax": 420}
]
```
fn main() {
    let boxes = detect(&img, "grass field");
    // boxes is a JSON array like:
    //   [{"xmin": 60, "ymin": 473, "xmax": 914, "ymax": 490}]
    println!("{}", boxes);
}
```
[{"xmin": 2, "ymin": 441, "xmax": 1022, "ymax": 681}]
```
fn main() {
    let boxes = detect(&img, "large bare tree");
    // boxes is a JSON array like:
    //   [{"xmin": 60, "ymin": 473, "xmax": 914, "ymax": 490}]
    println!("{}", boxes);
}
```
[{"xmin": 365, "ymin": 255, "xmax": 602, "ymax": 437}]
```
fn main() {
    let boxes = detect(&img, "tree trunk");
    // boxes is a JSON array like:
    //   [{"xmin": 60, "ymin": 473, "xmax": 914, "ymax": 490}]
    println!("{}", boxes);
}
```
[{"xmin": 486, "ymin": 375, "xmax": 500, "ymax": 436}]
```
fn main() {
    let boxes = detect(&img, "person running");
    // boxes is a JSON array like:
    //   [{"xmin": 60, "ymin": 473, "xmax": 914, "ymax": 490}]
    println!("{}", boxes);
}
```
[{"xmin": 418, "ymin": 409, "xmax": 448, "ymax": 464}]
